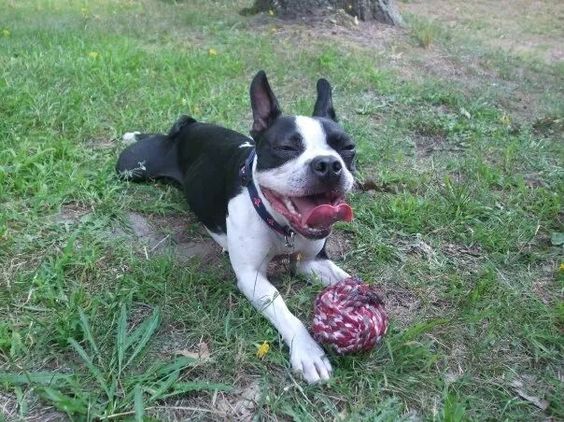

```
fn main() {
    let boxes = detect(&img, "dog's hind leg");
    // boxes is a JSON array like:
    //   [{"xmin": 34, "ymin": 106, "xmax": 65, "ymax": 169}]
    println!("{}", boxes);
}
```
[{"xmin": 116, "ymin": 115, "xmax": 195, "ymax": 184}]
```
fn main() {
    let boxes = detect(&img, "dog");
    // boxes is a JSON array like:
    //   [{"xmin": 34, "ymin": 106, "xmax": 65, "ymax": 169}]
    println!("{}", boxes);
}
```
[{"xmin": 116, "ymin": 71, "xmax": 356, "ymax": 383}]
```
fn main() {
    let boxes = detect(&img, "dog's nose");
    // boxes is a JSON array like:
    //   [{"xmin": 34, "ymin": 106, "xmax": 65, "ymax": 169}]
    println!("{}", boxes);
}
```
[{"xmin": 310, "ymin": 156, "xmax": 342, "ymax": 181}]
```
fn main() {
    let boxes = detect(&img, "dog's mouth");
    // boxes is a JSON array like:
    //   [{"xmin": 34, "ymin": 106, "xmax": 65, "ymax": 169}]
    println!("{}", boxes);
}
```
[{"xmin": 260, "ymin": 187, "xmax": 353, "ymax": 239}]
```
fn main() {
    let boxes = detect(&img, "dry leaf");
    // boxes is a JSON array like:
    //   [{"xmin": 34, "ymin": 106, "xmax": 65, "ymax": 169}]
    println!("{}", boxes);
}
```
[
  {"xmin": 510, "ymin": 380, "xmax": 549, "ymax": 410},
  {"xmin": 175, "ymin": 342, "xmax": 211, "ymax": 360}
]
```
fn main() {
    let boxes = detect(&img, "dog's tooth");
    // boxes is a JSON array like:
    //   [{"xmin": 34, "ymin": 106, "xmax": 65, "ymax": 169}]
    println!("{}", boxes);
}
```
[{"xmin": 284, "ymin": 197, "xmax": 299, "ymax": 215}]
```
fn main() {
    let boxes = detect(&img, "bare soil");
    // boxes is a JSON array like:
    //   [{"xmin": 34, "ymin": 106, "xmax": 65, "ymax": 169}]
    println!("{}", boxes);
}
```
[{"xmin": 401, "ymin": 0, "xmax": 564, "ymax": 64}]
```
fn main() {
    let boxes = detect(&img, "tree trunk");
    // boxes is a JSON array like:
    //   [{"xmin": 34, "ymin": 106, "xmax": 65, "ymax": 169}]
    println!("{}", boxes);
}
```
[{"xmin": 244, "ymin": 0, "xmax": 403, "ymax": 26}]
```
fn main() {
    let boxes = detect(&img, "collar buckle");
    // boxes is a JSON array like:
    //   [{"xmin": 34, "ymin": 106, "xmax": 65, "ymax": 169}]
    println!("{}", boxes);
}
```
[{"xmin": 284, "ymin": 230, "xmax": 295, "ymax": 250}]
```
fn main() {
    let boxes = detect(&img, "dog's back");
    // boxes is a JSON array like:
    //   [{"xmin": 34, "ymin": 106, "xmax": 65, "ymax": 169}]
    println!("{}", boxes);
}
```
[{"xmin": 116, "ymin": 114, "xmax": 254, "ymax": 233}]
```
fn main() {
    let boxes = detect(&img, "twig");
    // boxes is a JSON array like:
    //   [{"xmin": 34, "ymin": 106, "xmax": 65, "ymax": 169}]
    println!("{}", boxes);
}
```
[{"xmin": 149, "ymin": 234, "xmax": 170, "ymax": 252}]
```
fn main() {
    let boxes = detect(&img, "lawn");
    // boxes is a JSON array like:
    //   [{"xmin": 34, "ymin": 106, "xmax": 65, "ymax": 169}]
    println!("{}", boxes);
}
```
[{"xmin": 0, "ymin": 0, "xmax": 562, "ymax": 420}]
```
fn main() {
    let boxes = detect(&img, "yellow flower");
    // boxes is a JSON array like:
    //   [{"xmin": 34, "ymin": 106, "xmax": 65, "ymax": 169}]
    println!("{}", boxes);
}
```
[
  {"xmin": 268, "ymin": 9, "xmax": 274, "ymax": 16},
  {"xmin": 88, "ymin": 51, "xmax": 99, "ymax": 59},
  {"xmin": 208, "ymin": 48, "xmax": 217, "ymax": 56},
  {"xmin": 2, "ymin": 29, "xmax": 10, "ymax": 37},
  {"xmin": 256, "ymin": 341, "xmax": 270, "ymax": 358}
]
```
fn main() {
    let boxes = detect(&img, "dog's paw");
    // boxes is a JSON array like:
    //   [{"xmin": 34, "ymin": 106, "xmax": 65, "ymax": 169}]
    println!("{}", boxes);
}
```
[{"xmin": 290, "ymin": 334, "xmax": 332, "ymax": 384}]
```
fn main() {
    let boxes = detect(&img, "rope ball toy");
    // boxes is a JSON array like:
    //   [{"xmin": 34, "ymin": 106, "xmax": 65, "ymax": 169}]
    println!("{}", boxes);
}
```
[{"xmin": 312, "ymin": 277, "xmax": 388, "ymax": 354}]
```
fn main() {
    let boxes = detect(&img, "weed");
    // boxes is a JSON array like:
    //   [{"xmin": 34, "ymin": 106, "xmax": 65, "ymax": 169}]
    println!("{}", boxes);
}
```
[
  {"xmin": 0, "ymin": 305, "xmax": 229, "ymax": 419},
  {"xmin": 409, "ymin": 17, "xmax": 441, "ymax": 48}
]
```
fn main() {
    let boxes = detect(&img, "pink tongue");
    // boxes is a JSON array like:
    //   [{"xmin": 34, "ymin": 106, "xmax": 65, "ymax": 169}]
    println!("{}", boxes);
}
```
[{"xmin": 303, "ymin": 203, "xmax": 353, "ymax": 228}]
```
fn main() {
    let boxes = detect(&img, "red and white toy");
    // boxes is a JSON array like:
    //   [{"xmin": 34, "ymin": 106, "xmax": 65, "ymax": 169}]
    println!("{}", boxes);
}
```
[{"xmin": 312, "ymin": 277, "xmax": 388, "ymax": 354}]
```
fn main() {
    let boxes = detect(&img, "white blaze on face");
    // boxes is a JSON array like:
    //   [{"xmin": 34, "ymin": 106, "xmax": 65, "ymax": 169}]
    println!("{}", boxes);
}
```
[{"xmin": 255, "ymin": 116, "xmax": 354, "ymax": 196}]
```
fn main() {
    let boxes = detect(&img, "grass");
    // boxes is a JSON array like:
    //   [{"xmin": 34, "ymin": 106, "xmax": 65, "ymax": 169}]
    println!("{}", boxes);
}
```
[
  {"xmin": 1, "ymin": 0, "xmax": 563, "ymax": 420},
  {"xmin": 408, "ymin": 17, "xmax": 441, "ymax": 48}
]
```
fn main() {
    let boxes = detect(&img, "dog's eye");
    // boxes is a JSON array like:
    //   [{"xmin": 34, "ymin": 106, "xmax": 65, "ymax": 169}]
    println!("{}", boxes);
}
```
[
  {"xmin": 342, "ymin": 144, "xmax": 355, "ymax": 151},
  {"xmin": 276, "ymin": 144, "xmax": 298, "ymax": 152}
]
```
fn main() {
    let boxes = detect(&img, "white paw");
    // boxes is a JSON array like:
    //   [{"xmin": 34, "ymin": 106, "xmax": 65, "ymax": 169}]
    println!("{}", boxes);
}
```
[
  {"xmin": 122, "ymin": 131, "xmax": 140, "ymax": 145},
  {"xmin": 290, "ymin": 334, "xmax": 332, "ymax": 384}
]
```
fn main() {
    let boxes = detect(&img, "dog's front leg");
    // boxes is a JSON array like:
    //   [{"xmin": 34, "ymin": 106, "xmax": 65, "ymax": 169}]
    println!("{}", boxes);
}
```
[
  {"xmin": 225, "ymin": 221, "xmax": 331, "ymax": 383},
  {"xmin": 231, "ymin": 263, "xmax": 332, "ymax": 383}
]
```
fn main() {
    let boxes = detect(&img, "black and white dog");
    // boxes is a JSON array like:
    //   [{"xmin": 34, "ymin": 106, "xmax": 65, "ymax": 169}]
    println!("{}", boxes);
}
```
[{"xmin": 116, "ymin": 71, "xmax": 356, "ymax": 383}]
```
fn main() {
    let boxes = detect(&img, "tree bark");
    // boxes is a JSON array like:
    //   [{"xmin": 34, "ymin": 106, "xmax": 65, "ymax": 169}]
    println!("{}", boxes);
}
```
[{"xmin": 244, "ymin": 0, "xmax": 403, "ymax": 26}]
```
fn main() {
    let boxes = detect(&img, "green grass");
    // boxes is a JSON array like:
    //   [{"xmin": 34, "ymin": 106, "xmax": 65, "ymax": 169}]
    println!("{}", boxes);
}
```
[{"xmin": 1, "ymin": 0, "xmax": 563, "ymax": 420}]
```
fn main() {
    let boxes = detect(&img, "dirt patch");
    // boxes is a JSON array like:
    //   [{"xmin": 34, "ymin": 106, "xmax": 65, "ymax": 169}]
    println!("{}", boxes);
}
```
[
  {"xmin": 401, "ymin": 0, "xmax": 564, "ymax": 64},
  {"xmin": 0, "ymin": 391, "xmax": 67, "ymax": 422},
  {"xmin": 252, "ymin": 0, "xmax": 561, "ymax": 125},
  {"xmin": 127, "ymin": 302, "xmax": 157, "ymax": 328},
  {"xmin": 83, "ymin": 137, "xmax": 117, "ymax": 150},
  {"xmin": 379, "ymin": 284, "xmax": 420, "ymax": 327},
  {"xmin": 54, "ymin": 202, "xmax": 92, "ymax": 225},
  {"xmin": 395, "ymin": 234, "xmax": 438, "ymax": 264},
  {"xmin": 523, "ymin": 173, "xmax": 547, "ymax": 188},
  {"xmin": 325, "ymin": 230, "xmax": 355, "ymax": 261},
  {"xmin": 441, "ymin": 242, "xmax": 484, "ymax": 273},
  {"xmin": 214, "ymin": 380, "xmax": 262, "ymax": 422},
  {"xmin": 413, "ymin": 134, "xmax": 446, "ymax": 158},
  {"xmin": 146, "ymin": 380, "xmax": 262, "ymax": 421},
  {"xmin": 256, "ymin": 10, "xmax": 407, "ymax": 55},
  {"xmin": 118, "ymin": 212, "xmax": 220, "ymax": 263},
  {"xmin": 531, "ymin": 261, "xmax": 560, "ymax": 305},
  {"xmin": 151, "ymin": 325, "xmax": 210, "ymax": 361}
]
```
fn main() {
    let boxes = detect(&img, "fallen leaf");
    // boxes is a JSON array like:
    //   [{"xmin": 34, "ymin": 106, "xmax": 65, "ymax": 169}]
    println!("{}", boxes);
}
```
[
  {"xmin": 510, "ymin": 380, "xmax": 549, "ymax": 411},
  {"xmin": 216, "ymin": 380, "xmax": 261, "ymax": 421},
  {"xmin": 175, "ymin": 342, "xmax": 211, "ymax": 360},
  {"xmin": 198, "ymin": 341, "xmax": 210, "ymax": 359}
]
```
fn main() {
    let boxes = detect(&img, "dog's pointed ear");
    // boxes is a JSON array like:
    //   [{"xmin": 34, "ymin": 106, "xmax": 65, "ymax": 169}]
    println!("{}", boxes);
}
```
[
  {"xmin": 250, "ymin": 71, "xmax": 281, "ymax": 136},
  {"xmin": 312, "ymin": 78, "xmax": 337, "ymax": 121}
]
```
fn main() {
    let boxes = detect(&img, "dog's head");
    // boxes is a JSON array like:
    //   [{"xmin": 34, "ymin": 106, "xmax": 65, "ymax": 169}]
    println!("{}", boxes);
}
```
[{"xmin": 250, "ymin": 71, "xmax": 356, "ymax": 240}]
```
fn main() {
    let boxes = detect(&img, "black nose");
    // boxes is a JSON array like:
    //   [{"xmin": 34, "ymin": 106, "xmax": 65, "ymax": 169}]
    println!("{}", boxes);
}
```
[{"xmin": 310, "ymin": 156, "xmax": 342, "ymax": 180}]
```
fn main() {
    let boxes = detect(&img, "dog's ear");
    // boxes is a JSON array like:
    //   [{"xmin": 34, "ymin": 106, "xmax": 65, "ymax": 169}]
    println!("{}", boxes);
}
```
[
  {"xmin": 250, "ymin": 71, "xmax": 281, "ymax": 136},
  {"xmin": 312, "ymin": 78, "xmax": 337, "ymax": 122}
]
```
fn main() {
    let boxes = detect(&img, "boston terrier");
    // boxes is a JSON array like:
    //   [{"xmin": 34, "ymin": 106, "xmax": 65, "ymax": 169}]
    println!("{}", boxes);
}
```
[{"xmin": 116, "ymin": 71, "xmax": 356, "ymax": 383}]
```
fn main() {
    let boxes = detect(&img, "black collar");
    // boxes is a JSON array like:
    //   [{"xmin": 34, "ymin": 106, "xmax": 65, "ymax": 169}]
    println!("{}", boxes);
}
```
[{"xmin": 240, "ymin": 148, "xmax": 295, "ymax": 248}]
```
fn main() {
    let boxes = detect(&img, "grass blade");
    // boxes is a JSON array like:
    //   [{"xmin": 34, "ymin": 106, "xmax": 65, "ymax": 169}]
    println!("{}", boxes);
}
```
[
  {"xmin": 0, "ymin": 372, "xmax": 72, "ymax": 386},
  {"xmin": 39, "ymin": 386, "xmax": 89, "ymax": 415},
  {"xmin": 116, "ymin": 304, "xmax": 127, "ymax": 376},
  {"xmin": 155, "ymin": 356, "xmax": 197, "ymax": 377},
  {"xmin": 123, "ymin": 308, "xmax": 160, "ymax": 371},
  {"xmin": 134, "ymin": 384, "xmax": 144, "ymax": 422},
  {"xmin": 79, "ymin": 309, "xmax": 101, "ymax": 365},
  {"xmin": 147, "ymin": 371, "xmax": 181, "ymax": 403},
  {"xmin": 68, "ymin": 339, "xmax": 110, "ymax": 398}
]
